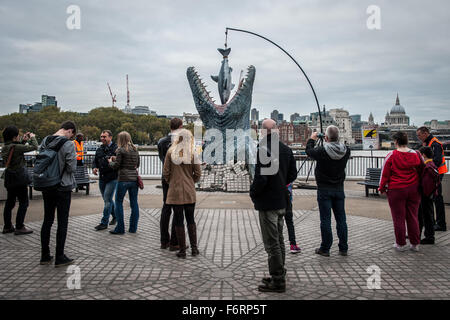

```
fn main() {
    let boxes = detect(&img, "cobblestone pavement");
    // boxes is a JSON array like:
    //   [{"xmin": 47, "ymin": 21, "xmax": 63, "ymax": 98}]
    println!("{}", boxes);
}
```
[{"xmin": 0, "ymin": 205, "xmax": 449, "ymax": 300}]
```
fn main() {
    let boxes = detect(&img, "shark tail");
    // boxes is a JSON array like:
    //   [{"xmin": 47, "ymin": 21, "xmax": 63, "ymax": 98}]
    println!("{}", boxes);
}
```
[{"xmin": 218, "ymin": 48, "xmax": 231, "ymax": 57}]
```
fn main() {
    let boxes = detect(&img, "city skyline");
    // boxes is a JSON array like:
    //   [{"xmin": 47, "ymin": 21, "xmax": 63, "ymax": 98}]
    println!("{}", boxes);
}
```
[
  {"xmin": 13, "ymin": 92, "xmax": 447, "ymax": 127},
  {"xmin": 1, "ymin": 1, "xmax": 449, "ymax": 126}
]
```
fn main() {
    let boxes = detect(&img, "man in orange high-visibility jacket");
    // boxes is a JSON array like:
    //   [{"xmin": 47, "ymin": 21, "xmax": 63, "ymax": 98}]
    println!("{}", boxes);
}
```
[
  {"xmin": 417, "ymin": 126, "xmax": 447, "ymax": 231},
  {"xmin": 73, "ymin": 133, "xmax": 84, "ymax": 166}
]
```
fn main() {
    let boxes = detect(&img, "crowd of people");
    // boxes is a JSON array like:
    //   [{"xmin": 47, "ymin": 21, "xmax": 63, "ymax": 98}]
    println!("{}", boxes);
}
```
[{"xmin": 1, "ymin": 118, "xmax": 447, "ymax": 292}]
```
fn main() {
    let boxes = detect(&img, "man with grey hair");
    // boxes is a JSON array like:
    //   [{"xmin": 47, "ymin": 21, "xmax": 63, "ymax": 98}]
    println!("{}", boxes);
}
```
[
  {"xmin": 250, "ymin": 118, "xmax": 297, "ymax": 293},
  {"xmin": 306, "ymin": 125, "xmax": 350, "ymax": 257}
]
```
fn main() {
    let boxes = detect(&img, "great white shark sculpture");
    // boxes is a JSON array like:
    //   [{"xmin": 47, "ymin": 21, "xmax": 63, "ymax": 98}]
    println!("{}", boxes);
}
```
[{"xmin": 186, "ymin": 47, "xmax": 256, "ymax": 168}]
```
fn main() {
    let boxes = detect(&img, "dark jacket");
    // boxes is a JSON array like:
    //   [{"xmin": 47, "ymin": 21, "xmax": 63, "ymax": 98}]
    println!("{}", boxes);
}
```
[
  {"xmin": 421, "ymin": 159, "xmax": 440, "ymax": 197},
  {"xmin": 250, "ymin": 134, "xmax": 298, "ymax": 211},
  {"xmin": 1, "ymin": 136, "xmax": 38, "ymax": 170},
  {"xmin": 424, "ymin": 134, "xmax": 444, "ymax": 170},
  {"xmin": 306, "ymin": 139, "xmax": 350, "ymax": 191},
  {"xmin": 109, "ymin": 147, "xmax": 140, "ymax": 182},
  {"xmin": 157, "ymin": 134, "xmax": 172, "ymax": 165},
  {"xmin": 93, "ymin": 142, "xmax": 118, "ymax": 183}
]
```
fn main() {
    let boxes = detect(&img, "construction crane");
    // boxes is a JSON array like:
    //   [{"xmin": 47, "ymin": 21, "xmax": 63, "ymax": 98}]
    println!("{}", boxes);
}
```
[
  {"xmin": 126, "ymin": 74, "xmax": 130, "ymax": 106},
  {"xmin": 107, "ymin": 82, "xmax": 116, "ymax": 107},
  {"xmin": 124, "ymin": 74, "xmax": 131, "ymax": 113}
]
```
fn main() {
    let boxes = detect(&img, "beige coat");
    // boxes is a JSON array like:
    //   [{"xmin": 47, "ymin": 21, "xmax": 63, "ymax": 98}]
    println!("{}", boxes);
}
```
[{"xmin": 163, "ymin": 150, "xmax": 201, "ymax": 205}]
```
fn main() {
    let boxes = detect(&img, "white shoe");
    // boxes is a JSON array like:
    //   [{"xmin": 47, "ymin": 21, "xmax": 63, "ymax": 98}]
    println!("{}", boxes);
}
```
[
  {"xmin": 410, "ymin": 244, "xmax": 419, "ymax": 252},
  {"xmin": 393, "ymin": 243, "xmax": 408, "ymax": 252}
]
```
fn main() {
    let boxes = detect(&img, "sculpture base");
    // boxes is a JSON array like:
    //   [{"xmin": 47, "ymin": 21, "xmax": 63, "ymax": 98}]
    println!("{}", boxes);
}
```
[{"xmin": 197, "ymin": 161, "xmax": 251, "ymax": 193}]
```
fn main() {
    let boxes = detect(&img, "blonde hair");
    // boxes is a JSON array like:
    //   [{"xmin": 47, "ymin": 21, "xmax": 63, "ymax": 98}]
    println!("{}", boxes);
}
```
[
  {"xmin": 116, "ymin": 131, "xmax": 136, "ymax": 151},
  {"xmin": 169, "ymin": 129, "xmax": 195, "ymax": 164}
]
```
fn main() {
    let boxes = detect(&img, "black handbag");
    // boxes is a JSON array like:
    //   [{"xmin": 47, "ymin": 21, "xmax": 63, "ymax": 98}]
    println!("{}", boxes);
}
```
[{"xmin": 3, "ymin": 146, "xmax": 31, "ymax": 189}]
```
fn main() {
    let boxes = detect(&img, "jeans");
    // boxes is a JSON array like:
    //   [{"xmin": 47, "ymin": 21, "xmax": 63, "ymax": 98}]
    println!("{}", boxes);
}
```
[
  {"xmin": 160, "ymin": 179, "xmax": 177, "ymax": 245},
  {"xmin": 387, "ymin": 184, "xmax": 421, "ymax": 246},
  {"xmin": 284, "ymin": 191, "xmax": 297, "ymax": 245},
  {"xmin": 434, "ymin": 174, "xmax": 446, "ymax": 228},
  {"xmin": 99, "ymin": 179, "xmax": 117, "ymax": 225},
  {"xmin": 317, "ymin": 189, "xmax": 348, "ymax": 252},
  {"xmin": 114, "ymin": 181, "xmax": 139, "ymax": 233},
  {"xmin": 3, "ymin": 186, "xmax": 29, "ymax": 229},
  {"xmin": 41, "ymin": 190, "xmax": 71, "ymax": 257},
  {"xmin": 258, "ymin": 209, "xmax": 286, "ymax": 283}
]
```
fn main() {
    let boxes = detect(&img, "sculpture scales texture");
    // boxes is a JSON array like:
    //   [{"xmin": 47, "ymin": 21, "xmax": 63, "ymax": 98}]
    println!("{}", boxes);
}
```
[{"xmin": 186, "ymin": 48, "xmax": 256, "ymax": 168}]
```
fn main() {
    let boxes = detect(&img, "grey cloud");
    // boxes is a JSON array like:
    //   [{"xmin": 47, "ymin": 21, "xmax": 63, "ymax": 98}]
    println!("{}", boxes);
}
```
[{"xmin": 0, "ymin": 0, "xmax": 449, "ymax": 126}]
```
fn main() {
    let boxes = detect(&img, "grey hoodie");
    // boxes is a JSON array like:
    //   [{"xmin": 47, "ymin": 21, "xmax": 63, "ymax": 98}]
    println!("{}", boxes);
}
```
[
  {"xmin": 40, "ymin": 135, "xmax": 77, "ymax": 191},
  {"xmin": 324, "ymin": 142, "xmax": 347, "ymax": 160}
]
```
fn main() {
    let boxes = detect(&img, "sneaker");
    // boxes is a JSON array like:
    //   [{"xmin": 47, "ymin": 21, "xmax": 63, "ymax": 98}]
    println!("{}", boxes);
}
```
[
  {"xmin": 315, "ymin": 248, "xmax": 330, "ymax": 257},
  {"xmin": 410, "ymin": 244, "xmax": 419, "ymax": 252},
  {"xmin": 95, "ymin": 223, "xmax": 108, "ymax": 231},
  {"xmin": 109, "ymin": 217, "xmax": 117, "ymax": 226},
  {"xmin": 14, "ymin": 226, "xmax": 33, "ymax": 235},
  {"xmin": 55, "ymin": 255, "xmax": 74, "ymax": 268},
  {"xmin": 40, "ymin": 255, "xmax": 54, "ymax": 265},
  {"xmin": 393, "ymin": 243, "xmax": 408, "ymax": 252},
  {"xmin": 420, "ymin": 238, "xmax": 435, "ymax": 245},
  {"xmin": 2, "ymin": 226, "xmax": 15, "ymax": 234},
  {"xmin": 338, "ymin": 250, "xmax": 348, "ymax": 256},
  {"xmin": 290, "ymin": 244, "xmax": 302, "ymax": 254}
]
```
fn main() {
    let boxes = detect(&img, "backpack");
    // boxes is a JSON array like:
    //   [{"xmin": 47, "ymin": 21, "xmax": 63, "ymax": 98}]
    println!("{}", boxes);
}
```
[
  {"xmin": 421, "ymin": 163, "xmax": 440, "ymax": 198},
  {"xmin": 33, "ymin": 137, "xmax": 68, "ymax": 191}
]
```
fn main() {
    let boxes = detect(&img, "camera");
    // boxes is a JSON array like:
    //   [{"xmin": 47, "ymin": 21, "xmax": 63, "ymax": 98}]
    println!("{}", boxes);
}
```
[{"xmin": 317, "ymin": 133, "xmax": 325, "ymax": 139}]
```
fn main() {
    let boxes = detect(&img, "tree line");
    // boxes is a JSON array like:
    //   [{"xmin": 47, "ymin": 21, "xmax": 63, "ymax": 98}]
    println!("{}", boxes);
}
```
[{"xmin": 0, "ymin": 106, "xmax": 191, "ymax": 145}]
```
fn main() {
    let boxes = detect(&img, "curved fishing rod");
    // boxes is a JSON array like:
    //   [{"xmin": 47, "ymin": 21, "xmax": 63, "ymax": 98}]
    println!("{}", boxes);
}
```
[
  {"xmin": 226, "ymin": 27, "xmax": 324, "ymax": 183},
  {"xmin": 225, "ymin": 27, "xmax": 323, "ymax": 134}
]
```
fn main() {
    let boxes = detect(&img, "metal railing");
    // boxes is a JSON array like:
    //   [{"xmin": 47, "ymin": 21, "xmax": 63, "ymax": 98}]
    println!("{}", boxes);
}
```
[
  {"xmin": 294, "ymin": 155, "xmax": 386, "ymax": 178},
  {"xmin": 5, "ymin": 154, "xmax": 450, "ymax": 179}
]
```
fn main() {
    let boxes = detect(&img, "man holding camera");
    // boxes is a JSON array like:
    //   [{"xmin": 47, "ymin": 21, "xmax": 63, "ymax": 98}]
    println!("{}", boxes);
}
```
[
  {"xmin": 2, "ymin": 128, "xmax": 38, "ymax": 235},
  {"xmin": 306, "ymin": 125, "xmax": 350, "ymax": 257},
  {"xmin": 93, "ymin": 130, "xmax": 118, "ymax": 230}
]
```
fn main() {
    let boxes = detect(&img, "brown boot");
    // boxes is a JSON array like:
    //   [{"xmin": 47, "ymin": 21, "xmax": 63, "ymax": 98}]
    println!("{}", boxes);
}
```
[
  {"xmin": 174, "ymin": 226, "xmax": 186, "ymax": 258},
  {"xmin": 187, "ymin": 224, "xmax": 199, "ymax": 256}
]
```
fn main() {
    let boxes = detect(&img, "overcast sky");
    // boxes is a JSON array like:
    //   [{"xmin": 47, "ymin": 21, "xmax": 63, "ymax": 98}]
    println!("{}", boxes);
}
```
[{"xmin": 0, "ymin": 0, "xmax": 449, "ymax": 125}]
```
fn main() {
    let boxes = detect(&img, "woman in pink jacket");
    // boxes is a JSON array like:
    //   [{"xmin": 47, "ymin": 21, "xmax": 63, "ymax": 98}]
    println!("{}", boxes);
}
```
[{"xmin": 379, "ymin": 131, "xmax": 424, "ymax": 252}]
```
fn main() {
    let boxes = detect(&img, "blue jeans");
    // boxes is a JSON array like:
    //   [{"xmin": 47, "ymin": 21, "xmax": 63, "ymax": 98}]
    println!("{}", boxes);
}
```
[
  {"xmin": 99, "ymin": 179, "xmax": 117, "ymax": 225},
  {"xmin": 114, "ymin": 181, "xmax": 139, "ymax": 233},
  {"xmin": 317, "ymin": 189, "xmax": 348, "ymax": 252}
]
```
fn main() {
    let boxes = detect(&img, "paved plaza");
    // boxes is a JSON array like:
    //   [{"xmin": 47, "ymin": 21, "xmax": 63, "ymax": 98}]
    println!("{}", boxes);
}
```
[{"xmin": 0, "ymin": 182, "xmax": 449, "ymax": 300}]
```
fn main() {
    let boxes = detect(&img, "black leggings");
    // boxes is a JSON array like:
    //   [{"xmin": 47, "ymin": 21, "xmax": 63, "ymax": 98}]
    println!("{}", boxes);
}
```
[{"xmin": 172, "ymin": 203, "xmax": 196, "ymax": 227}]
